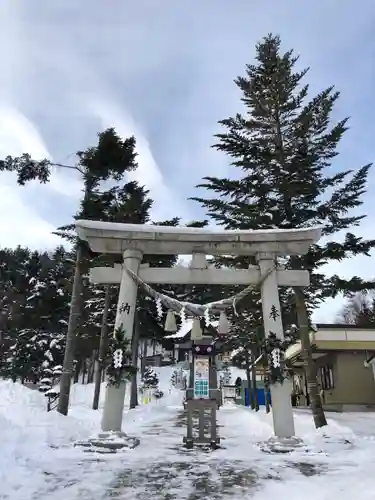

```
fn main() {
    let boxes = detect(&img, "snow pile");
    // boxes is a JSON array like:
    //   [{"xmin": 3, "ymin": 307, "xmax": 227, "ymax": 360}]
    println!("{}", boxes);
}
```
[
  {"xmin": 0, "ymin": 380, "xmax": 101, "ymax": 500},
  {"xmin": 0, "ymin": 380, "xmax": 99, "ymax": 444},
  {"xmin": 68, "ymin": 380, "xmax": 108, "ymax": 415},
  {"xmin": 154, "ymin": 365, "xmax": 180, "ymax": 391},
  {"xmin": 219, "ymin": 406, "xmax": 375, "ymax": 499}
]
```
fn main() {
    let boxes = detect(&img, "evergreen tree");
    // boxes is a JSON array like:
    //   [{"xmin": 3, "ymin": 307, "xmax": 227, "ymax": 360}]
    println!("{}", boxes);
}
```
[
  {"xmin": 141, "ymin": 365, "xmax": 159, "ymax": 389},
  {"xmin": 0, "ymin": 246, "xmax": 72, "ymax": 381},
  {"xmin": 6, "ymin": 328, "xmax": 63, "ymax": 384},
  {"xmin": 0, "ymin": 154, "xmax": 50, "ymax": 184},
  {"xmin": 192, "ymin": 34, "xmax": 375, "ymax": 428},
  {"xmin": 26, "ymin": 246, "xmax": 72, "ymax": 336},
  {"xmin": 338, "ymin": 292, "xmax": 375, "ymax": 326},
  {"xmin": 7, "ymin": 329, "xmax": 42, "ymax": 383},
  {"xmin": 170, "ymin": 369, "xmax": 179, "ymax": 387},
  {"xmin": 0, "ymin": 153, "xmax": 54, "ymax": 377},
  {"xmin": 220, "ymin": 360, "xmax": 232, "ymax": 386}
]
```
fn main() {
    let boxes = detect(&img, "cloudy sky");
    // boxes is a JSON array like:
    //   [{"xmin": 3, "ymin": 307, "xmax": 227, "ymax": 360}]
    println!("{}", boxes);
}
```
[{"xmin": 1, "ymin": 0, "xmax": 374, "ymax": 322}]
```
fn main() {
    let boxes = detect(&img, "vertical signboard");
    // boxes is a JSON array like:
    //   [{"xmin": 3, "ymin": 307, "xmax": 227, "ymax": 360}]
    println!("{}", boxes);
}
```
[{"xmin": 194, "ymin": 357, "xmax": 209, "ymax": 399}]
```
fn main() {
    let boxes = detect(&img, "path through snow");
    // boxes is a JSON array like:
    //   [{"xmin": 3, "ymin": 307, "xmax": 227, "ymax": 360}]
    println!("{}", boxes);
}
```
[
  {"xmin": 2, "ymin": 378, "xmax": 375, "ymax": 500},
  {"xmin": 102, "ymin": 403, "xmax": 375, "ymax": 500}
]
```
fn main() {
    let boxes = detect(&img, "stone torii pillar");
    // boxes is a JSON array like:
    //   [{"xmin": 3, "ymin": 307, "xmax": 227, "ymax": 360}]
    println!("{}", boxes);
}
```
[
  {"xmin": 101, "ymin": 249, "xmax": 142, "ymax": 433},
  {"xmin": 258, "ymin": 253, "xmax": 294, "ymax": 438}
]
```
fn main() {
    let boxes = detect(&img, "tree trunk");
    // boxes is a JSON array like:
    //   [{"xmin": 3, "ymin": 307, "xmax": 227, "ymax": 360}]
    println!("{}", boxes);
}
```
[
  {"xmin": 251, "ymin": 352, "xmax": 259, "ymax": 411},
  {"xmin": 244, "ymin": 350, "xmax": 254, "ymax": 409},
  {"xmin": 129, "ymin": 316, "xmax": 140, "ymax": 409},
  {"xmin": 58, "ymin": 245, "xmax": 83, "ymax": 415},
  {"xmin": 81, "ymin": 358, "xmax": 87, "ymax": 384},
  {"xmin": 264, "ymin": 374, "xmax": 271, "ymax": 413},
  {"xmin": 0, "ymin": 320, "xmax": 4, "ymax": 371},
  {"xmin": 141, "ymin": 340, "xmax": 147, "ymax": 377},
  {"xmin": 262, "ymin": 348, "xmax": 271, "ymax": 413},
  {"xmin": 92, "ymin": 286, "xmax": 110, "ymax": 410},
  {"xmin": 73, "ymin": 358, "xmax": 81, "ymax": 383},
  {"xmin": 295, "ymin": 287, "xmax": 327, "ymax": 428},
  {"xmin": 87, "ymin": 352, "xmax": 95, "ymax": 384}
]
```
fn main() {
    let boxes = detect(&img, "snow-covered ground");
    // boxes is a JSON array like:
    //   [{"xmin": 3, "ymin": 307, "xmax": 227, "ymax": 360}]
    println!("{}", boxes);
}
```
[{"xmin": 1, "ymin": 368, "xmax": 375, "ymax": 500}]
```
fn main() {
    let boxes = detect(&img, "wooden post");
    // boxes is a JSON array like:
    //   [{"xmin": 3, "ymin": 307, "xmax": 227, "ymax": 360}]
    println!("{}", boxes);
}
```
[
  {"xmin": 129, "ymin": 313, "xmax": 140, "ymax": 409},
  {"xmin": 198, "ymin": 407, "xmax": 205, "ymax": 441}
]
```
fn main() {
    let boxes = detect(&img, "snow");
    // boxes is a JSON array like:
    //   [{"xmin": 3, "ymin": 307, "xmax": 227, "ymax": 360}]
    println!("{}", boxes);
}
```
[
  {"xmin": 165, "ymin": 318, "xmax": 194, "ymax": 339},
  {"xmin": 225, "ymin": 364, "xmax": 263, "ymax": 383},
  {"xmin": 165, "ymin": 319, "xmax": 220, "ymax": 339},
  {"xmin": 76, "ymin": 219, "xmax": 322, "ymax": 236},
  {"xmin": 1, "ymin": 368, "xmax": 375, "ymax": 499}
]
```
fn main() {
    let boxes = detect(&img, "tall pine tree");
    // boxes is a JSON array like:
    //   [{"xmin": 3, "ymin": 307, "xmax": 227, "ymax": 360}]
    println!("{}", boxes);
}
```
[{"xmin": 192, "ymin": 34, "xmax": 375, "ymax": 428}]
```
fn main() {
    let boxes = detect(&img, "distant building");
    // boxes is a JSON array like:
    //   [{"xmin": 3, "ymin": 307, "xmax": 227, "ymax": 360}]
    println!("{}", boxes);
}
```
[{"xmin": 286, "ymin": 324, "xmax": 375, "ymax": 411}]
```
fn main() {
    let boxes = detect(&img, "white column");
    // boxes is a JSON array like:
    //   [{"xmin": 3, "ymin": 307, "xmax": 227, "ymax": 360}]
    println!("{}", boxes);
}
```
[
  {"xmin": 101, "ymin": 249, "xmax": 142, "ymax": 433},
  {"xmin": 114, "ymin": 249, "xmax": 143, "ymax": 339},
  {"xmin": 257, "ymin": 253, "xmax": 295, "ymax": 439},
  {"xmin": 257, "ymin": 254, "xmax": 284, "ymax": 340}
]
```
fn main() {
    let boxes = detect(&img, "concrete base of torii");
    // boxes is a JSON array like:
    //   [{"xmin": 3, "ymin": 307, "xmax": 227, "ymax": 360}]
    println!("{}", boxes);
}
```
[
  {"xmin": 270, "ymin": 380, "xmax": 295, "ymax": 438},
  {"xmin": 75, "ymin": 430, "xmax": 140, "ymax": 453},
  {"xmin": 75, "ymin": 382, "xmax": 140, "ymax": 453},
  {"xmin": 101, "ymin": 382, "xmax": 127, "ymax": 432}
]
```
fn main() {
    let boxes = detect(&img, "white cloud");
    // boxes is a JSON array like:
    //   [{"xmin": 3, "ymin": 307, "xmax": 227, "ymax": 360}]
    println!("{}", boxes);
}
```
[
  {"xmin": 0, "ymin": 182, "xmax": 62, "ymax": 250},
  {"xmin": 0, "ymin": 104, "xmax": 82, "ymax": 197},
  {"xmin": 0, "ymin": 104, "xmax": 78, "ymax": 249},
  {"xmin": 0, "ymin": 104, "xmax": 50, "ymax": 160},
  {"xmin": 86, "ymin": 98, "xmax": 190, "ymax": 221}
]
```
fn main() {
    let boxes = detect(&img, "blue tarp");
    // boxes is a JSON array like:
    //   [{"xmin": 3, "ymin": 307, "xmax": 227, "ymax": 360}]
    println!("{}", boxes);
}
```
[{"xmin": 244, "ymin": 388, "xmax": 271, "ymax": 406}]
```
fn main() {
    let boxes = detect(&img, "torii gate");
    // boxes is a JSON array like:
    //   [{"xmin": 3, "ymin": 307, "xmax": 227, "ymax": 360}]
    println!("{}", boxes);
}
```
[{"xmin": 76, "ymin": 220, "xmax": 321, "ymax": 440}]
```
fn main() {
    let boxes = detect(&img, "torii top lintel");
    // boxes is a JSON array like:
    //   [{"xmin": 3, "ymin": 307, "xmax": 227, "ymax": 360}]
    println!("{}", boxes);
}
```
[{"xmin": 75, "ymin": 219, "xmax": 322, "ymax": 256}]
